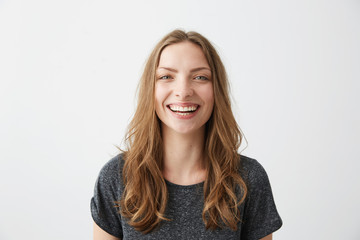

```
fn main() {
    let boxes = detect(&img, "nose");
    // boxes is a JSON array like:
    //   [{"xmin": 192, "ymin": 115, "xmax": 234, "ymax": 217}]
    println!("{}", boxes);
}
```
[{"xmin": 174, "ymin": 78, "xmax": 193, "ymax": 99}]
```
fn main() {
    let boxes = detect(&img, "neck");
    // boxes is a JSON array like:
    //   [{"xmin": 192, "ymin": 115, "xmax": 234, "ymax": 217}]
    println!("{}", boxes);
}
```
[{"xmin": 161, "ymin": 125, "xmax": 207, "ymax": 185}]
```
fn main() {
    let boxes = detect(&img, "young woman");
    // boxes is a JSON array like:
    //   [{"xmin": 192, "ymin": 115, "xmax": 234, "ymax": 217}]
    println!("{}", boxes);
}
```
[{"xmin": 91, "ymin": 30, "xmax": 282, "ymax": 240}]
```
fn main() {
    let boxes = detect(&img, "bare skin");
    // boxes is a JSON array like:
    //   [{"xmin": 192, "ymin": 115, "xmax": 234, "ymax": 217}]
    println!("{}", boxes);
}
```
[
  {"xmin": 161, "ymin": 122, "xmax": 207, "ymax": 185},
  {"xmin": 93, "ymin": 222, "xmax": 120, "ymax": 240},
  {"xmin": 155, "ymin": 42, "xmax": 213, "ymax": 185}
]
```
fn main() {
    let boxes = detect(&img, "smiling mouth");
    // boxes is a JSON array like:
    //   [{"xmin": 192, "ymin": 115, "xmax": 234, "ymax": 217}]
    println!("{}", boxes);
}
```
[{"xmin": 167, "ymin": 104, "xmax": 199, "ymax": 115}]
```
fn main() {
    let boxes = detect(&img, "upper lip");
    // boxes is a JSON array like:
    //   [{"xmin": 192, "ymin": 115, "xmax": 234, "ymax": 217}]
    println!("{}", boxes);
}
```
[{"xmin": 166, "ymin": 103, "xmax": 199, "ymax": 107}]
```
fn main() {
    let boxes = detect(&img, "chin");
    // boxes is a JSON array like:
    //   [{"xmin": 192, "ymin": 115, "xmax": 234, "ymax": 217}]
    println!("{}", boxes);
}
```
[{"xmin": 167, "ymin": 123, "xmax": 205, "ymax": 135}]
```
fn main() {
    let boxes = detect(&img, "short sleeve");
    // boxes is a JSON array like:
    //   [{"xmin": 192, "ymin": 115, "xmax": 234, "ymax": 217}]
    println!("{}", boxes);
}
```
[
  {"xmin": 90, "ymin": 155, "xmax": 123, "ymax": 238},
  {"xmin": 240, "ymin": 156, "xmax": 283, "ymax": 240}
]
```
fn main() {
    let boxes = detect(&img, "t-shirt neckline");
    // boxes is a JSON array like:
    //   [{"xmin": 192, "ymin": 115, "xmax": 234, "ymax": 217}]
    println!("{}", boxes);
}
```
[{"xmin": 164, "ymin": 178, "xmax": 204, "ymax": 189}]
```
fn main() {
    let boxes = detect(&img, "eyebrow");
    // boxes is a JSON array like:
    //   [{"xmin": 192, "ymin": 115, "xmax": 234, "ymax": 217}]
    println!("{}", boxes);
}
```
[{"xmin": 157, "ymin": 67, "xmax": 211, "ymax": 73}]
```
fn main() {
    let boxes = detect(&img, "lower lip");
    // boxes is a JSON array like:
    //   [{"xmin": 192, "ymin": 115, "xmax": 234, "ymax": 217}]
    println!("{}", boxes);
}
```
[{"xmin": 167, "ymin": 106, "xmax": 200, "ymax": 119}]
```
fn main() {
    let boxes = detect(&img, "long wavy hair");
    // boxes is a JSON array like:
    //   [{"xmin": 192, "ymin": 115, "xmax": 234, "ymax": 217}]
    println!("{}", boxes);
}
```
[{"xmin": 119, "ymin": 29, "xmax": 247, "ymax": 233}]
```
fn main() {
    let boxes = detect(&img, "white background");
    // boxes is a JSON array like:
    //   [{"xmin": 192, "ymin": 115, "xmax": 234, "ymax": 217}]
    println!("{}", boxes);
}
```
[{"xmin": 1, "ymin": 0, "xmax": 359, "ymax": 239}]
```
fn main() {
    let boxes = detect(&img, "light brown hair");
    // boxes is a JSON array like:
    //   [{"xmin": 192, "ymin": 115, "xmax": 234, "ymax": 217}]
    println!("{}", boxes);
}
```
[{"xmin": 119, "ymin": 29, "xmax": 247, "ymax": 233}]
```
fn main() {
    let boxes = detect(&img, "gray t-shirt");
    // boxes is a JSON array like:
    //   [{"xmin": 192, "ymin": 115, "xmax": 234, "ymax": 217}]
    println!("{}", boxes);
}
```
[{"xmin": 91, "ymin": 154, "xmax": 282, "ymax": 239}]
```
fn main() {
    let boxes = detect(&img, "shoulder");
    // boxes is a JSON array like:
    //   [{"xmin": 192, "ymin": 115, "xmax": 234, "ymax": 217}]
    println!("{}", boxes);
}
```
[
  {"xmin": 100, "ymin": 153, "xmax": 123, "ymax": 173},
  {"xmin": 238, "ymin": 155, "xmax": 272, "ymax": 191},
  {"xmin": 239, "ymin": 155, "xmax": 267, "ymax": 178},
  {"xmin": 95, "ymin": 153, "xmax": 124, "ymax": 189},
  {"xmin": 237, "ymin": 155, "xmax": 283, "ymax": 237},
  {"xmin": 91, "ymin": 153, "xmax": 125, "ymax": 238}
]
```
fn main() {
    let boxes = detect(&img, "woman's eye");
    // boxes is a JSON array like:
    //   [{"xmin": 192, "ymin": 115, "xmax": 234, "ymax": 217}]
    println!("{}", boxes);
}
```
[
  {"xmin": 159, "ymin": 75, "xmax": 171, "ymax": 80},
  {"xmin": 195, "ymin": 76, "xmax": 208, "ymax": 80}
]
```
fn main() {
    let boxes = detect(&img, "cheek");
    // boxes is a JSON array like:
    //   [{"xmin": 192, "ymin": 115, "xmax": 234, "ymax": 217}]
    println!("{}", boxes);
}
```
[
  {"xmin": 199, "ymin": 84, "xmax": 214, "ymax": 107},
  {"xmin": 154, "ymin": 84, "xmax": 167, "ymax": 108}
]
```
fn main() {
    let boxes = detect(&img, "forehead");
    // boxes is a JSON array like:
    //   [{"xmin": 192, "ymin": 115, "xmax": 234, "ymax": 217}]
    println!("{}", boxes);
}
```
[{"xmin": 158, "ymin": 41, "xmax": 210, "ymax": 70}]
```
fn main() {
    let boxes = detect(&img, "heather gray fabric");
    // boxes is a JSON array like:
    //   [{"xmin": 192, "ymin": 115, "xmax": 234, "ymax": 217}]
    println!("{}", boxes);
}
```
[{"xmin": 91, "ymin": 154, "xmax": 282, "ymax": 239}]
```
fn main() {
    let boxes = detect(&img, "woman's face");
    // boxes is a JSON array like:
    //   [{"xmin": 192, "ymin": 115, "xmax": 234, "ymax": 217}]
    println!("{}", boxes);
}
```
[{"xmin": 155, "ymin": 41, "xmax": 214, "ymax": 135}]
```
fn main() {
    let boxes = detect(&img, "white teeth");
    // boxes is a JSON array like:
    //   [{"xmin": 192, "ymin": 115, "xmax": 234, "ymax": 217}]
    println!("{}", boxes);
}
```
[{"xmin": 169, "ymin": 105, "xmax": 198, "ymax": 112}]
